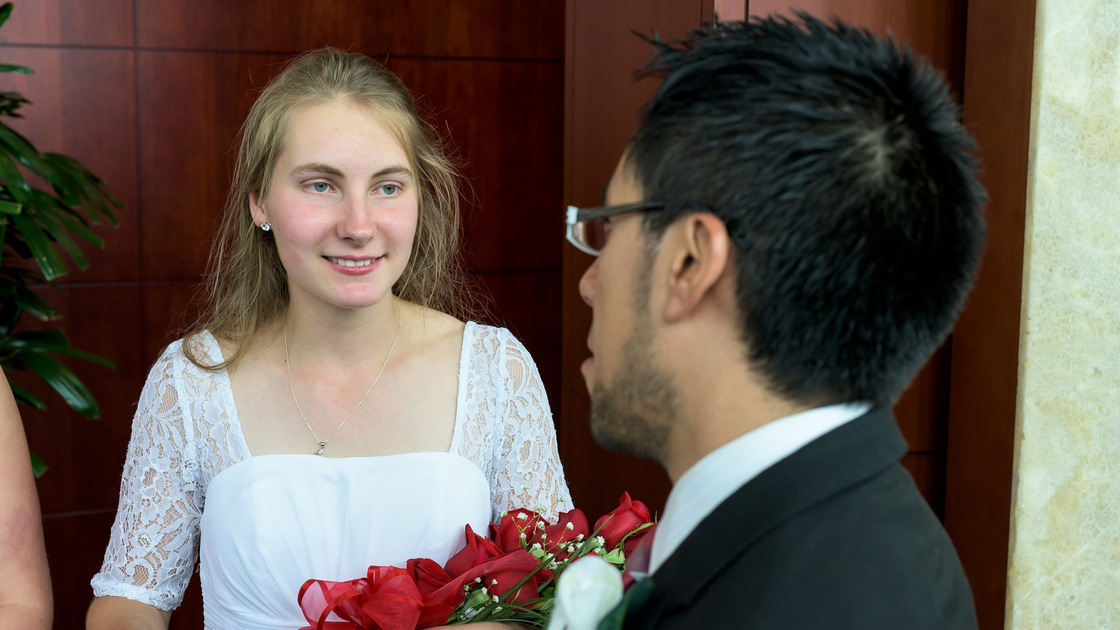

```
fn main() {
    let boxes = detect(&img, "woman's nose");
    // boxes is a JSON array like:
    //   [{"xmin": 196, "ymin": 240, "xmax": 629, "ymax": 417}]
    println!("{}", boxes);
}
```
[{"xmin": 338, "ymin": 194, "xmax": 376, "ymax": 241}]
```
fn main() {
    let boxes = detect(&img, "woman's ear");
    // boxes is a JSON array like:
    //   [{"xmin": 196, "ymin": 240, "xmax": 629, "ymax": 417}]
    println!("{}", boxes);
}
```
[
  {"xmin": 663, "ymin": 213, "xmax": 732, "ymax": 323},
  {"xmin": 249, "ymin": 191, "xmax": 268, "ymax": 227}
]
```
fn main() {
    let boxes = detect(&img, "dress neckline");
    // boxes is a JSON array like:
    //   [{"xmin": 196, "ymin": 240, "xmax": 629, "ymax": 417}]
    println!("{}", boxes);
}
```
[{"xmin": 199, "ymin": 321, "xmax": 479, "ymax": 460}]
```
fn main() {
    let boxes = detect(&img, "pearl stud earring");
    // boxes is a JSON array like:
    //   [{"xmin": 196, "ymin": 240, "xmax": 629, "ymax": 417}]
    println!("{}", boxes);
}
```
[{"xmin": 261, "ymin": 222, "xmax": 271, "ymax": 232}]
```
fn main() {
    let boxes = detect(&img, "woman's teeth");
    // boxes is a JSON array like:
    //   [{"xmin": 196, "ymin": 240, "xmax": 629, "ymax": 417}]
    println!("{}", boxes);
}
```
[{"xmin": 327, "ymin": 257, "xmax": 375, "ymax": 267}]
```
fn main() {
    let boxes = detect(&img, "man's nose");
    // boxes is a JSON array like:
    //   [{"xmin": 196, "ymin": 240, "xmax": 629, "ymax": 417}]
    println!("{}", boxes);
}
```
[{"xmin": 578, "ymin": 258, "xmax": 598, "ymax": 307}]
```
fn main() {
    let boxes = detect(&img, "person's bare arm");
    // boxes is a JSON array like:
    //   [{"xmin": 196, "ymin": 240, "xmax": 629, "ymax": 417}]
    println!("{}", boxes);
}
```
[
  {"xmin": 0, "ymin": 377, "xmax": 52, "ymax": 630},
  {"xmin": 86, "ymin": 596, "xmax": 170, "ymax": 630}
]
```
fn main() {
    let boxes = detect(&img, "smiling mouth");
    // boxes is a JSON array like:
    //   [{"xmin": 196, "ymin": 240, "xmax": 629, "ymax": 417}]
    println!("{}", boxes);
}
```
[{"xmin": 325, "ymin": 256, "xmax": 379, "ymax": 267}]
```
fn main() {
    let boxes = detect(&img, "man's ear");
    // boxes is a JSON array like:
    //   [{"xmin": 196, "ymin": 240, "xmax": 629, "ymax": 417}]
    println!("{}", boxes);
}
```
[
  {"xmin": 663, "ymin": 213, "xmax": 732, "ymax": 323},
  {"xmin": 249, "ymin": 191, "xmax": 267, "ymax": 227}
]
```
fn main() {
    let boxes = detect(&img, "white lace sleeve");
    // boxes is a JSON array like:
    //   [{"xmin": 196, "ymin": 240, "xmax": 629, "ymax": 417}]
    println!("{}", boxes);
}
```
[
  {"xmin": 488, "ymin": 329, "xmax": 571, "ymax": 522},
  {"xmin": 90, "ymin": 346, "xmax": 203, "ymax": 610}
]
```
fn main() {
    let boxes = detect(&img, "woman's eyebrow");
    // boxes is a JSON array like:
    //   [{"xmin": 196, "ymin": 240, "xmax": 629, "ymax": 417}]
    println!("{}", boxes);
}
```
[
  {"xmin": 290, "ymin": 163, "xmax": 413, "ymax": 180},
  {"xmin": 291, "ymin": 162, "xmax": 344, "ymax": 177},
  {"xmin": 371, "ymin": 165, "xmax": 413, "ymax": 180}
]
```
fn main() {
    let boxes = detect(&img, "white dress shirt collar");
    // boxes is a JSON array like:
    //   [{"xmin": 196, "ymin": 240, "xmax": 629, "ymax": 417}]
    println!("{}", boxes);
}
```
[{"xmin": 646, "ymin": 402, "xmax": 872, "ymax": 575}]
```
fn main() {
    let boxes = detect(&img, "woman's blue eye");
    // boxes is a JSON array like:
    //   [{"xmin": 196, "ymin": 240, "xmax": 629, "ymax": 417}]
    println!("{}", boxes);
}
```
[
  {"xmin": 380, "ymin": 184, "xmax": 399, "ymax": 196},
  {"xmin": 311, "ymin": 182, "xmax": 331, "ymax": 193}
]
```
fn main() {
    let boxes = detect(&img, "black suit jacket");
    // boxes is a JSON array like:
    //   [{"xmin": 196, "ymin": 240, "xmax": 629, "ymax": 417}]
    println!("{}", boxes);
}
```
[{"xmin": 622, "ymin": 410, "xmax": 977, "ymax": 629}]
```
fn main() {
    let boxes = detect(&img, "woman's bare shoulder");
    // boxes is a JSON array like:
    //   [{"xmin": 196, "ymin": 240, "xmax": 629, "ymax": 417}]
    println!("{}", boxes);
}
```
[{"xmin": 400, "ymin": 301, "xmax": 466, "ymax": 347}]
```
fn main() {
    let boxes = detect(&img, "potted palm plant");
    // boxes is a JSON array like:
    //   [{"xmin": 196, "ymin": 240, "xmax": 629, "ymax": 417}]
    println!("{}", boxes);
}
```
[{"xmin": 0, "ymin": 2, "xmax": 122, "ymax": 476}]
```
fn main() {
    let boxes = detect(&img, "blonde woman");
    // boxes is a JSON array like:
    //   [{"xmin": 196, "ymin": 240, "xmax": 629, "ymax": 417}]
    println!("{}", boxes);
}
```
[
  {"xmin": 87, "ymin": 49, "xmax": 569, "ymax": 630},
  {"xmin": 0, "ymin": 377, "xmax": 52, "ymax": 630}
]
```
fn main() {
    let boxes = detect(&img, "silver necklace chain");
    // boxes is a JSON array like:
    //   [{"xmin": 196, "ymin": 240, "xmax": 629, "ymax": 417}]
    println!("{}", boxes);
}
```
[{"xmin": 283, "ymin": 307, "xmax": 401, "ymax": 455}]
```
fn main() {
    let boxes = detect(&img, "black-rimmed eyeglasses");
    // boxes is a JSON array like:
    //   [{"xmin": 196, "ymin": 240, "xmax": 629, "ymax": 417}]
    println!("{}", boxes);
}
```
[{"xmin": 564, "ymin": 202, "xmax": 665, "ymax": 256}]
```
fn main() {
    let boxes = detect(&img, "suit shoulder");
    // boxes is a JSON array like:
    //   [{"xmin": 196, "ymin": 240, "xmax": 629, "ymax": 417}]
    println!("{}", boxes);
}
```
[{"xmin": 654, "ymin": 465, "xmax": 977, "ymax": 629}]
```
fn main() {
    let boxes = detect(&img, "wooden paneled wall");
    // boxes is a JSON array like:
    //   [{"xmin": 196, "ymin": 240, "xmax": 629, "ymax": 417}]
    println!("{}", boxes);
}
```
[{"xmin": 0, "ymin": 2, "xmax": 564, "ymax": 627}]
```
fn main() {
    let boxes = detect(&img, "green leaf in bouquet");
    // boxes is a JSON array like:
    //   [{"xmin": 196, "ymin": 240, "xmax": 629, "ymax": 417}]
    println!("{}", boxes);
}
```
[
  {"xmin": 10, "ymin": 213, "xmax": 67, "ymax": 279},
  {"xmin": 603, "ymin": 548, "xmax": 626, "ymax": 567},
  {"xmin": 9, "ymin": 381, "xmax": 45, "ymax": 410},
  {"xmin": 0, "ymin": 198, "xmax": 19, "ymax": 214},
  {"xmin": 0, "ymin": 3, "xmax": 13, "ymax": 29},
  {"xmin": 17, "ymin": 351, "xmax": 100, "ymax": 418},
  {"xmin": 29, "ymin": 449, "xmax": 48, "ymax": 478},
  {"xmin": 0, "ymin": 64, "xmax": 32, "ymax": 75}
]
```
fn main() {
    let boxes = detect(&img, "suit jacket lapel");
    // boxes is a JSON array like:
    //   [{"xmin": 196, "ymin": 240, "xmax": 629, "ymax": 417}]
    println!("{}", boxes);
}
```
[{"xmin": 631, "ymin": 409, "xmax": 908, "ymax": 625}]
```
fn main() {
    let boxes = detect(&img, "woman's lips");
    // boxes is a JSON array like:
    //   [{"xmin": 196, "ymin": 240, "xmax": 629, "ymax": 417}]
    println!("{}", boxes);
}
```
[{"xmin": 324, "ymin": 255, "xmax": 383, "ymax": 275}]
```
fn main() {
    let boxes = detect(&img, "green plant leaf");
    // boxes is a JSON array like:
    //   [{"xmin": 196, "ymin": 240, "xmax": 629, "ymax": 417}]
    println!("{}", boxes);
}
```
[
  {"xmin": 37, "ymin": 211, "xmax": 89, "ymax": 270},
  {"xmin": 31, "ymin": 345, "xmax": 114, "ymax": 369},
  {"xmin": 0, "ymin": 3, "xmax": 13, "ymax": 29},
  {"xmin": 0, "ymin": 153, "xmax": 33, "ymax": 204},
  {"xmin": 0, "ymin": 199, "xmax": 19, "ymax": 213},
  {"xmin": 2, "ymin": 328, "xmax": 69, "ymax": 347},
  {"xmin": 43, "ymin": 153, "xmax": 121, "ymax": 226},
  {"xmin": 0, "ymin": 64, "xmax": 32, "ymax": 75},
  {"xmin": 0, "ymin": 126, "xmax": 53, "ymax": 179},
  {"xmin": 8, "ymin": 286, "xmax": 61, "ymax": 321},
  {"xmin": 1, "ymin": 330, "xmax": 116, "ymax": 368},
  {"xmin": 17, "ymin": 351, "xmax": 99, "ymax": 418},
  {"xmin": 38, "ymin": 200, "xmax": 104, "ymax": 248},
  {"xmin": 29, "ymin": 450, "xmax": 48, "ymax": 478},
  {"xmin": 9, "ymin": 381, "xmax": 45, "ymax": 409},
  {"xmin": 10, "ymin": 214, "xmax": 67, "ymax": 279}
]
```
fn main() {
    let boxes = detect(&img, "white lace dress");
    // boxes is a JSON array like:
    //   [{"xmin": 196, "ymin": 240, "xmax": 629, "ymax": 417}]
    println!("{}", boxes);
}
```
[{"xmin": 92, "ymin": 322, "xmax": 571, "ymax": 630}]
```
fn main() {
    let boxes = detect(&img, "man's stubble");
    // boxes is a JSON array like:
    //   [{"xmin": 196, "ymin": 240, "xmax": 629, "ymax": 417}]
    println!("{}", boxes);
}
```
[{"xmin": 588, "ymin": 252, "xmax": 679, "ymax": 468}]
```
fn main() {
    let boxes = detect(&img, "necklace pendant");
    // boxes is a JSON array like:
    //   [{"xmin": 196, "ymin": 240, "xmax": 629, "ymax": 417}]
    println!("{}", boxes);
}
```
[{"xmin": 316, "ymin": 442, "xmax": 326, "ymax": 456}]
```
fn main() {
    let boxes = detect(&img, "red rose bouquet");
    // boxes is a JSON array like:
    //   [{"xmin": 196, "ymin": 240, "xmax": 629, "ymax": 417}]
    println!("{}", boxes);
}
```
[{"xmin": 298, "ymin": 493, "xmax": 655, "ymax": 629}]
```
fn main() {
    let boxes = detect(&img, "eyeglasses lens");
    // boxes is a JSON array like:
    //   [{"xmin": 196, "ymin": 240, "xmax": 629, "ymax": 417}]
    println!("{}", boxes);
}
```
[{"xmin": 579, "ymin": 219, "xmax": 610, "ymax": 254}]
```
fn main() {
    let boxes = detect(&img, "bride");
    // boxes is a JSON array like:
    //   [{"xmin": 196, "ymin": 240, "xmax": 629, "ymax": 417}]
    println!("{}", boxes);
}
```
[{"xmin": 87, "ymin": 49, "xmax": 570, "ymax": 630}]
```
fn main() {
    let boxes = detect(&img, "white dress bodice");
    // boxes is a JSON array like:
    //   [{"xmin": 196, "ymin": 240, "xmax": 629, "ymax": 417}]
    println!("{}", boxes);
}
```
[{"xmin": 92, "ymin": 322, "xmax": 570, "ymax": 630}]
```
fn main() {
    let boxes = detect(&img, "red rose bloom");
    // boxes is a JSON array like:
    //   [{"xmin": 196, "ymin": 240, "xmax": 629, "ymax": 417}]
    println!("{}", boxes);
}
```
[
  {"xmin": 490, "ymin": 508, "xmax": 547, "ymax": 552},
  {"xmin": 406, "ymin": 559, "xmax": 469, "ymax": 629},
  {"xmin": 594, "ymin": 492, "xmax": 652, "ymax": 550},
  {"xmin": 461, "ymin": 549, "xmax": 546, "ymax": 605},
  {"xmin": 444, "ymin": 524, "xmax": 504, "ymax": 578},
  {"xmin": 622, "ymin": 522, "xmax": 656, "ymax": 558},
  {"xmin": 541, "ymin": 508, "xmax": 589, "ymax": 559}
]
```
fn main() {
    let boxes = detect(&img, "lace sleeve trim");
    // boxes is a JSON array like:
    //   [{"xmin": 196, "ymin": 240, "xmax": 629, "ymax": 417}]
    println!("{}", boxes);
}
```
[
  {"xmin": 90, "ymin": 576, "xmax": 179, "ymax": 612},
  {"xmin": 452, "ymin": 325, "xmax": 571, "ymax": 522}
]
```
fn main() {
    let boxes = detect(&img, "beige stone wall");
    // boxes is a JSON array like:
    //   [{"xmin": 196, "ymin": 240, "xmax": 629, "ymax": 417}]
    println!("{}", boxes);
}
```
[{"xmin": 1005, "ymin": 0, "xmax": 1120, "ymax": 626}]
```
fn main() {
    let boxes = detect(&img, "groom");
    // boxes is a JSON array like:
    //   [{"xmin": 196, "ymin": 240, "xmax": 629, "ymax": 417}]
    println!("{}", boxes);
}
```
[{"xmin": 570, "ymin": 15, "xmax": 982, "ymax": 629}]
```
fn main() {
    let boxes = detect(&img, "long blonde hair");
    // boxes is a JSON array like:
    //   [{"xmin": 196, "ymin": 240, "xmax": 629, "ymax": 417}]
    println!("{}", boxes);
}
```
[{"xmin": 183, "ymin": 48, "xmax": 468, "ymax": 370}]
